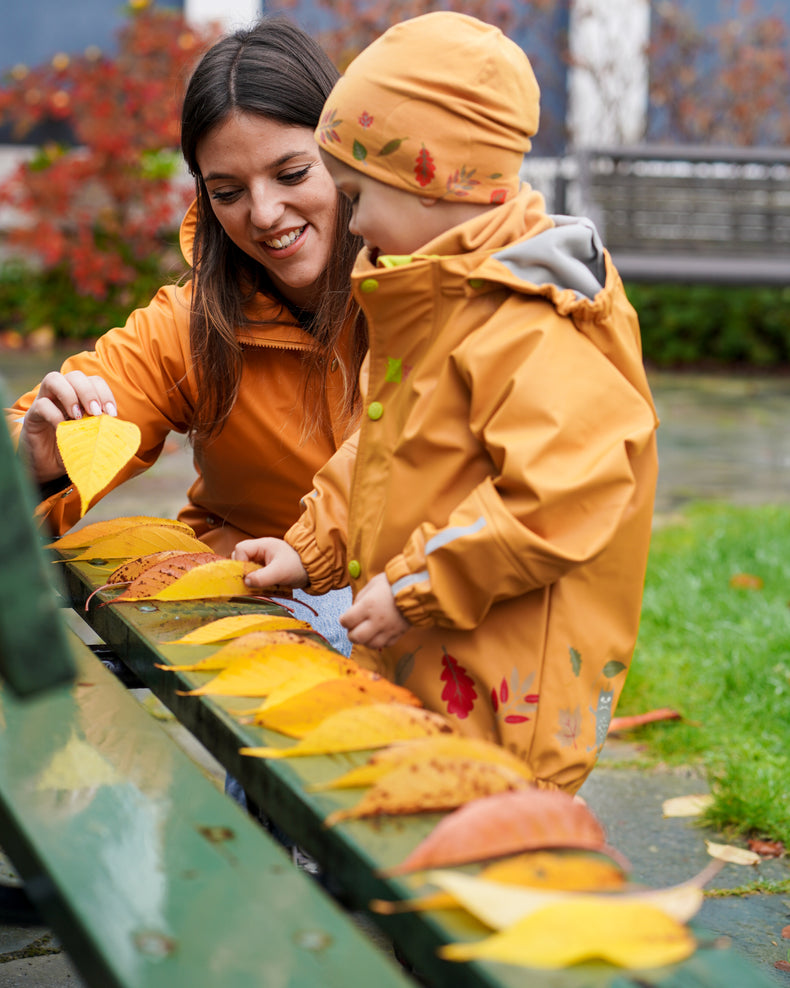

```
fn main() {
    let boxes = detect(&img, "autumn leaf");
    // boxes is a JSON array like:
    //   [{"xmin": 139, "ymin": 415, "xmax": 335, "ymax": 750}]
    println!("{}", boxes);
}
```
[
  {"xmin": 115, "ymin": 558, "xmax": 260, "ymax": 601},
  {"xmin": 240, "ymin": 703, "xmax": 455, "ymax": 759},
  {"xmin": 107, "ymin": 555, "xmax": 241, "ymax": 601},
  {"xmin": 325, "ymin": 758, "xmax": 531, "ymax": 826},
  {"xmin": 384, "ymin": 788, "xmax": 624, "ymax": 876},
  {"xmin": 662, "ymin": 794, "xmax": 713, "ymax": 818},
  {"xmin": 250, "ymin": 673, "xmax": 421, "ymax": 738},
  {"xmin": 608, "ymin": 707, "xmax": 681, "ymax": 733},
  {"xmin": 167, "ymin": 613, "xmax": 312, "ymax": 645},
  {"xmin": 705, "ymin": 840, "xmax": 761, "ymax": 865},
  {"xmin": 106, "ymin": 550, "xmax": 204, "ymax": 584},
  {"xmin": 729, "ymin": 572, "xmax": 764, "ymax": 590},
  {"xmin": 56, "ymin": 415, "xmax": 142, "ymax": 517},
  {"xmin": 61, "ymin": 525, "xmax": 212, "ymax": 563},
  {"xmin": 45, "ymin": 516, "xmax": 195, "ymax": 550},
  {"xmin": 312, "ymin": 736, "xmax": 534, "ymax": 792},
  {"xmin": 439, "ymin": 899, "xmax": 696, "ymax": 969}
]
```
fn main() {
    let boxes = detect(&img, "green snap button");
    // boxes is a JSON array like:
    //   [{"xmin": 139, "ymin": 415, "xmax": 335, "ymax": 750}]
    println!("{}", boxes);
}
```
[
  {"xmin": 468, "ymin": 278, "xmax": 485, "ymax": 289},
  {"xmin": 360, "ymin": 278, "xmax": 379, "ymax": 293},
  {"xmin": 348, "ymin": 559, "xmax": 361, "ymax": 578},
  {"xmin": 368, "ymin": 401, "xmax": 384, "ymax": 420}
]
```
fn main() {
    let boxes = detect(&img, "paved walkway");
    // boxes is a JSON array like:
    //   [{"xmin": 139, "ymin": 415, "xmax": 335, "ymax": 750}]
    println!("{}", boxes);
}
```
[{"xmin": 2, "ymin": 351, "xmax": 789, "ymax": 985}]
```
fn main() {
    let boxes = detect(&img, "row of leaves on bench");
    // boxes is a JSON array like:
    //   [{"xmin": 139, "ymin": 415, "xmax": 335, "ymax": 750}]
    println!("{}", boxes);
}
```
[{"xmin": 46, "ymin": 511, "xmax": 745, "ymax": 975}]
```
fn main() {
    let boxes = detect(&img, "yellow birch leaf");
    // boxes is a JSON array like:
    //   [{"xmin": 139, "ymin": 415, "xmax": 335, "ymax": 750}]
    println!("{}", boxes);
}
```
[
  {"xmin": 384, "ymin": 788, "xmax": 623, "ymax": 876},
  {"xmin": 163, "ymin": 630, "xmax": 336, "ymax": 673},
  {"xmin": 45, "ymin": 516, "xmax": 195, "ymax": 550},
  {"xmin": 313, "ymin": 736, "xmax": 534, "ymax": 792},
  {"xmin": 178, "ymin": 644, "xmax": 357, "ymax": 695},
  {"xmin": 251, "ymin": 673, "xmax": 422, "ymax": 737},
  {"xmin": 325, "ymin": 758, "xmax": 531, "ymax": 826},
  {"xmin": 240, "ymin": 703, "xmax": 455, "ymax": 759},
  {"xmin": 119, "ymin": 558, "xmax": 259, "ymax": 601},
  {"xmin": 56, "ymin": 416, "xmax": 142, "ymax": 517},
  {"xmin": 168, "ymin": 613, "xmax": 312, "ymax": 645},
  {"xmin": 439, "ymin": 899, "xmax": 695, "ymax": 969},
  {"xmin": 662, "ymin": 794, "xmax": 714, "ymax": 818},
  {"xmin": 705, "ymin": 840, "xmax": 762, "ymax": 866},
  {"xmin": 63, "ymin": 526, "xmax": 212, "ymax": 562}
]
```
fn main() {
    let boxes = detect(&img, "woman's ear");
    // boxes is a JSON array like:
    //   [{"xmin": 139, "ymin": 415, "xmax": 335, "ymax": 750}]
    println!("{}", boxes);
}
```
[{"xmin": 419, "ymin": 197, "xmax": 439, "ymax": 208}]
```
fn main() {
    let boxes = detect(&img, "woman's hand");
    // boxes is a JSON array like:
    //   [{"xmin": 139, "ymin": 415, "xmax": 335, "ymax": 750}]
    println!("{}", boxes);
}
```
[
  {"xmin": 233, "ymin": 537, "xmax": 309, "ymax": 590},
  {"xmin": 340, "ymin": 573, "xmax": 410, "ymax": 649},
  {"xmin": 19, "ymin": 371, "xmax": 118, "ymax": 483}
]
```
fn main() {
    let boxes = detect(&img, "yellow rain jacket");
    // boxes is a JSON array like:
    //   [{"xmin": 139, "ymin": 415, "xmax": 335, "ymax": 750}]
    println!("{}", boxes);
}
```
[
  {"xmin": 7, "ymin": 203, "xmax": 358, "ymax": 555},
  {"xmin": 287, "ymin": 185, "xmax": 659, "ymax": 791}
]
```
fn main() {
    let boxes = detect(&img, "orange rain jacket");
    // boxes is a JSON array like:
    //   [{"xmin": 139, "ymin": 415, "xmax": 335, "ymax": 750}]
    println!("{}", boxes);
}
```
[
  {"xmin": 6, "ymin": 203, "xmax": 358, "ymax": 555},
  {"xmin": 287, "ymin": 185, "xmax": 659, "ymax": 791}
]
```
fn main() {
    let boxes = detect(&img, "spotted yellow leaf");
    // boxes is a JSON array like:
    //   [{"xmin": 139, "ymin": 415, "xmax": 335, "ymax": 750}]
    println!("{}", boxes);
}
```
[
  {"xmin": 167, "ymin": 613, "xmax": 312, "ymax": 645},
  {"xmin": 121, "ymin": 559, "xmax": 259, "ymax": 601},
  {"xmin": 56, "ymin": 416, "xmax": 142, "ymax": 517},
  {"xmin": 439, "ymin": 898, "xmax": 696, "ymax": 968},
  {"xmin": 62, "ymin": 526, "xmax": 213, "ymax": 563},
  {"xmin": 240, "ymin": 703, "xmax": 455, "ymax": 759},
  {"xmin": 46, "ymin": 516, "xmax": 195, "ymax": 550}
]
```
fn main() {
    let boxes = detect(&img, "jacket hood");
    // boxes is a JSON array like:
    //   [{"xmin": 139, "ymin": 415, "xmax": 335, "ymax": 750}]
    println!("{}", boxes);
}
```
[{"xmin": 179, "ymin": 199, "xmax": 199, "ymax": 267}]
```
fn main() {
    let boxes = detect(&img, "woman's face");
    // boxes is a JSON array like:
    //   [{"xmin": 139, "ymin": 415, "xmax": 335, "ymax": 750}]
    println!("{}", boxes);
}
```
[{"xmin": 197, "ymin": 111, "xmax": 339, "ymax": 310}]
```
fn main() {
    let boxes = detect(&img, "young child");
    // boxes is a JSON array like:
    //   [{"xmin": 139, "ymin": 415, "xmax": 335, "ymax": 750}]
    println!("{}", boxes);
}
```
[{"xmin": 234, "ymin": 11, "xmax": 659, "ymax": 793}]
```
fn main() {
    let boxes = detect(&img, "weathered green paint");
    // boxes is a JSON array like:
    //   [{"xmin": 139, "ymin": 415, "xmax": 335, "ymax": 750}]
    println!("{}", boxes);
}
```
[
  {"xmin": 0, "ymin": 391, "xmax": 75, "ymax": 695},
  {"xmin": 0, "ymin": 633, "xmax": 415, "ymax": 988},
  {"xmin": 59, "ymin": 559, "xmax": 779, "ymax": 988}
]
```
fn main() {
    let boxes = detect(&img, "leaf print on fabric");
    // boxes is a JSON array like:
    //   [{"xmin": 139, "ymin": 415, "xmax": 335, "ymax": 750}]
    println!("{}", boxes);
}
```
[
  {"xmin": 445, "ymin": 165, "xmax": 480, "ymax": 198},
  {"xmin": 492, "ymin": 669, "xmax": 538, "ymax": 726},
  {"xmin": 358, "ymin": 111, "xmax": 374, "ymax": 128},
  {"xmin": 385, "ymin": 357, "xmax": 403, "ymax": 383},
  {"xmin": 490, "ymin": 189, "xmax": 507, "ymax": 205},
  {"xmin": 414, "ymin": 145, "xmax": 436, "ymax": 187},
  {"xmin": 352, "ymin": 139, "xmax": 368, "ymax": 162},
  {"xmin": 602, "ymin": 660, "xmax": 627, "ymax": 679},
  {"xmin": 317, "ymin": 108, "xmax": 342, "ymax": 145},
  {"xmin": 379, "ymin": 138, "xmax": 405, "ymax": 156},
  {"xmin": 569, "ymin": 646, "xmax": 582, "ymax": 677},
  {"xmin": 440, "ymin": 647, "xmax": 477, "ymax": 719},
  {"xmin": 556, "ymin": 706, "xmax": 582, "ymax": 748},
  {"xmin": 395, "ymin": 648, "xmax": 419, "ymax": 685}
]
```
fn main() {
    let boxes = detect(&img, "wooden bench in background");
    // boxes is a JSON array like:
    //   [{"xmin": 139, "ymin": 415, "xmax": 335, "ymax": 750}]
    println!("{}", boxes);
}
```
[
  {"xmin": 0, "ymin": 398, "xmax": 780, "ymax": 988},
  {"xmin": 569, "ymin": 144, "xmax": 790, "ymax": 285}
]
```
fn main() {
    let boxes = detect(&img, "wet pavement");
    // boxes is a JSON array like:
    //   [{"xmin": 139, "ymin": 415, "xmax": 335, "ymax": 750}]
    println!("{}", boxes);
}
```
[{"xmin": 2, "ymin": 347, "xmax": 790, "ymax": 985}]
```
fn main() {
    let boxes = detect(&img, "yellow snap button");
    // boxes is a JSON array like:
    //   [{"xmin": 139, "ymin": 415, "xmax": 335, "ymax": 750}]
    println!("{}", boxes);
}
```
[
  {"xmin": 468, "ymin": 278, "xmax": 485, "ymax": 289},
  {"xmin": 367, "ymin": 401, "xmax": 384, "ymax": 420},
  {"xmin": 348, "ymin": 559, "xmax": 361, "ymax": 578},
  {"xmin": 360, "ymin": 278, "xmax": 379, "ymax": 293}
]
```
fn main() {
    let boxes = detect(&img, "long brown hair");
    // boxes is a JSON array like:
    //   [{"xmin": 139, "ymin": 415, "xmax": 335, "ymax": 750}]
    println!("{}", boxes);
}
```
[{"xmin": 180, "ymin": 16, "xmax": 365, "ymax": 444}]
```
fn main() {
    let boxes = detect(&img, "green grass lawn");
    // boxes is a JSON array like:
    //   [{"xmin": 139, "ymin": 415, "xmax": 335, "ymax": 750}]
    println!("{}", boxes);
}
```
[{"xmin": 619, "ymin": 503, "xmax": 790, "ymax": 846}]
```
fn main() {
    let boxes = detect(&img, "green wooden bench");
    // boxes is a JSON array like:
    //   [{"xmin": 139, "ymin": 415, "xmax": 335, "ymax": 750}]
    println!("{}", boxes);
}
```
[{"xmin": 1, "ymin": 401, "xmax": 779, "ymax": 988}]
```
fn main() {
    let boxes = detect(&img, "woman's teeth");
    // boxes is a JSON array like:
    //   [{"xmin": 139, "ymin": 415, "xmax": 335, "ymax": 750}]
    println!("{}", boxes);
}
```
[{"xmin": 264, "ymin": 226, "xmax": 305, "ymax": 249}]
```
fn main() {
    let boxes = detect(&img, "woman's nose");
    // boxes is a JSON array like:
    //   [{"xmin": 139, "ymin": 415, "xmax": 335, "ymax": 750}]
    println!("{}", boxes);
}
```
[{"xmin": 249, "ymin": 183, "xmax": 284, "ymax": 231}]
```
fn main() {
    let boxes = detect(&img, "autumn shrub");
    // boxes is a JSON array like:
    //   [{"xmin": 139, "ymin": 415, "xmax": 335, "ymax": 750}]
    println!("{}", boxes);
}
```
[{"xmin": 0, "ymin": 2, "xmax": 219, "ymax": 339}]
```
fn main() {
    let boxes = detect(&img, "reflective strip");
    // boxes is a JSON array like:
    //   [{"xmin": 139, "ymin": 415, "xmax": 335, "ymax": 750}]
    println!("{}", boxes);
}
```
[
  {"xmin": 425, "ymin": 516, "xmax": 486, "ymax": 555},
  {"xmin": 391, "ymin": 569, "xmax": 429, "ymax": 596}
]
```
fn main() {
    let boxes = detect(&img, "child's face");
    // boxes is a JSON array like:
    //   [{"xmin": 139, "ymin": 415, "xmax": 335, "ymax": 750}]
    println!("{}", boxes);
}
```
[{"xmin": 321, "ymin": 151, "xmax": 486, "ymax": 258}]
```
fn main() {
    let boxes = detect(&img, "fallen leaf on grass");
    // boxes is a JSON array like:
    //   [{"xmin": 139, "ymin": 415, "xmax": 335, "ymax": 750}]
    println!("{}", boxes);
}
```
[
  {"xmin": 167, "ymin": 613, "xmax": 312, "ymax": 644},
  {"xmin": 56, "ymin": 416, "xmax": 141, "ymax": 517},
  {"xmin": 662, "ymin": 794, "xmax": 714, "ymax": 818},
  {"xmin": 748, "ymin": 839, "xmax": 785, "ymax": 858},
  {"xmin": 608, "ymin": 708, "xmax": 681, "ymax": 733},
  {"xmin": 240, "ymin": 703, "xmax": 455, "ymax": 759},
  {"xmin": 706, "ymin": 840, "xmax": 761, "ymax": 866},
  {"xmin": 383, "ymin": 788, "xmax": 624, "ymax": 876},
  {"xmin": 729, "ymin": 572, "xmax": 764, "ymax": 590},
  {"xmin": 438, "ymin": 899, "xmax": 695, "ymax": 969},
  {"xmin": 325, "ymin": 758, "xmax": 530, "ymax": 826},
  {"xmin": 45, "ymin": 516, "xmax": 195, "ymax": 550},
  {"xmin": 782, "ymin": 925, "xmax": 790, "ymax": 939}
]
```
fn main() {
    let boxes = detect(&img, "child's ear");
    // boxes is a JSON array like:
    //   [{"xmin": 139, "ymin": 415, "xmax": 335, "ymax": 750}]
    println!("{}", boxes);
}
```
[{"xmin": 419, "ymin": 197, "xmax": 438, "ymax": 208}]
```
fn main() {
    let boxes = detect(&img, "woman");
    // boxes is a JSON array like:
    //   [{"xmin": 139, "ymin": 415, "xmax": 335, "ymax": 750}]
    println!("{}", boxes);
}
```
[{"xmin": 7, "ymin": 17, "xmax": 365, "ymax": 649}]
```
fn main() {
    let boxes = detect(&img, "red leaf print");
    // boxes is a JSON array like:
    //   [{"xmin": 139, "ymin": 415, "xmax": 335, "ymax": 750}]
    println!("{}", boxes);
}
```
[
  {"xmin": 504, "ymin": 714, "xmax": 530, "ymax": 724},
  {"xmin": 500, "ymin": 677, "xmax": 509, "ymax": 703},
  {"xmin": 414, "ymin": 145, "xmax": 435, "ymax": 187},
  {"xmin": 524, "ymin": 693, "xmax": 540, "ymax": 704},
  {"xmin": 490, "ymin": 189, "xmax": 507, "ymax": 205},
  {"xmin": 440, "ymin": 647, "xmax": 477, "ymax": 719},
  {"xmin": 491, "ymin": 686, "xmax": 499, "ymax": 712}
]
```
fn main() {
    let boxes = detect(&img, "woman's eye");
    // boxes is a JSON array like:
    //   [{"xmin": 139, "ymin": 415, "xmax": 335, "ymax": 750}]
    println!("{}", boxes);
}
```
[
  {"xmin": 280, "ymin": 166, "xmax": 311, "ymax": 185},
  {"xmin": 209, "ymin": 188, "xmax": 241, "ymax": 203}
]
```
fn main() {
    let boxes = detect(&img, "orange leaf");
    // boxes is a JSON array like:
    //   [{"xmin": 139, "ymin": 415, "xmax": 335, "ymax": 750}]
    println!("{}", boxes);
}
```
[
  {"xmin": 384, "ymin": 788, "xmax": 624, "ymax": 876},
  {"xmin": 325, "ymin": 758, "xmax": 531, "ymax": 826},
  {"xmin": 608, "ymin": 707, "xmax": 681, "ymax": 733},
  {"xmin": 106, "ymin": 550, "xmax": 204, "ymax": 585},
  {"xmin": 107, "ymin": 553, "xmax": 221, "ymax": 601},
  {"xmin": 251, "ymin": 673, "xmax": 422, "ymax": 737},
  {"xmin": 729, "ymin": 572, "xmax": 764, "ymax": 590},
  {"xmin": 240, "ymin": 703, "xmax": 455, "ymax": 759},
  {"xmin": 45, "ymin": 515, "xmax": 195, "ymax": 550},
  {"xmin": 115, "ymin": 558, "xmax": 259, "ymax": 601},
  {"xmin": 62, "ymin": 526, "xmax": 212, "ymax": 562},
  {"xmin": 56, "ymin": 416, "xmax": 142, "ymax": 517},
  {"xmin": 167, "ymin": 613, "xmax": 312, "ymax": 645}
]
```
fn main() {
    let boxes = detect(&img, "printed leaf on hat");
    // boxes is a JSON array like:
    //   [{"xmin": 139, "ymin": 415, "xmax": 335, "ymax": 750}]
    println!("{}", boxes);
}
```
[
  {"xmin": 317, "ymin": 108, "xmax": 342, "ymax": 144},
  {"xmin": 384, "ymin": 788, "xmax": 624, "ymax": 877},
  {"xmin": 240, "ymin": 703, "xmax": 455, "ymax": 759},
  {"xmin": 414, "ymin": 145, "xmax": 435, "ymax": 187},
  {"xmin": 250, "ymin": 672, "xmax": 422, "ymax": 738},
  {"xmin": 438, "ymin": 899, "xmax": 696, "ymax": 969},
  {"xmin": 312, "ymin": 736, "xmax": 534, "ymax": 792},
  {"xmin": 164, "ymin": 630, "xmax": 342, "ymax": 675},
  {"xmin": 100, "ymin": 553, "xmax": 221, "ymax": 601},
  {"xmin": 379, "ymin": 138, "xmax": 405, "ymax": 156},
  {"xmin": 325, "ymin": 757, "xmax": 531, "ymax": 826},
  {"xmin": 177, "ymin": 639, "xmax": 354, "ymax": 695},
  {"xmin": 45, "ymin": 516, "xmax": 195, "ymax": 550},
  {"xmin": 445, "ymin": 165, "xmax": 480, "ymax": 198},
  {"xmin": 167, "ymin": 613, "xmax": 312, "ymax": 645},
  {"xmin": 352, "ymin": 140, "xmax": 367, "ymax": 161},
  {"xmin": 370, "ymin": 850, "xmax": 629, "ymax": 916},
  {"xmin": 55, "ymin": 415, "xmax": 142, "ymax": 517},
  {"xmin": 60, "ymin": 525, "xmax": 213, "ymax": 563}
]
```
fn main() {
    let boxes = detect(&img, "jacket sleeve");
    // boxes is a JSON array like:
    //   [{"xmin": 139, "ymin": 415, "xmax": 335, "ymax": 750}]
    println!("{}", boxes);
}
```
[
  {"xmin": 384, "ymin": 307, "xmax": 658, "ymax": 629},
  {"xmin": 5, "ymin": 283, "xmax": 196, "ymax": 534},
  {"xmin": 285, "ymin": 428, "xmax": 358, "ymax": 594}
]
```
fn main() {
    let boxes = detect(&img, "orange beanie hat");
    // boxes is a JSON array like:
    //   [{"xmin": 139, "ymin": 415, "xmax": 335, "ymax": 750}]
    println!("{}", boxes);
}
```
[{"xmin": 315, "ymin": 12, "xmax": 540, "ymax": 205}]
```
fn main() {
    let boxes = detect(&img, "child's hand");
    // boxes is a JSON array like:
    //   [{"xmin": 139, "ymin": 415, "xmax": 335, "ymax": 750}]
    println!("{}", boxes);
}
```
[
  {"xmin": 232, "ymin": 538, "xmax": 309, "ymax": 590},
  {"xmin": 340, "ymin": 573, "xmax": 410, "ymax": 649}
]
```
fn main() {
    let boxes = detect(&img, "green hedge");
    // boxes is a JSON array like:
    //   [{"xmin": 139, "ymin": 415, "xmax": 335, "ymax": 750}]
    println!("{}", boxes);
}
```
[{"xmin": 627, "ymin": 282, "xmax": 790, "ymax": 369}]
